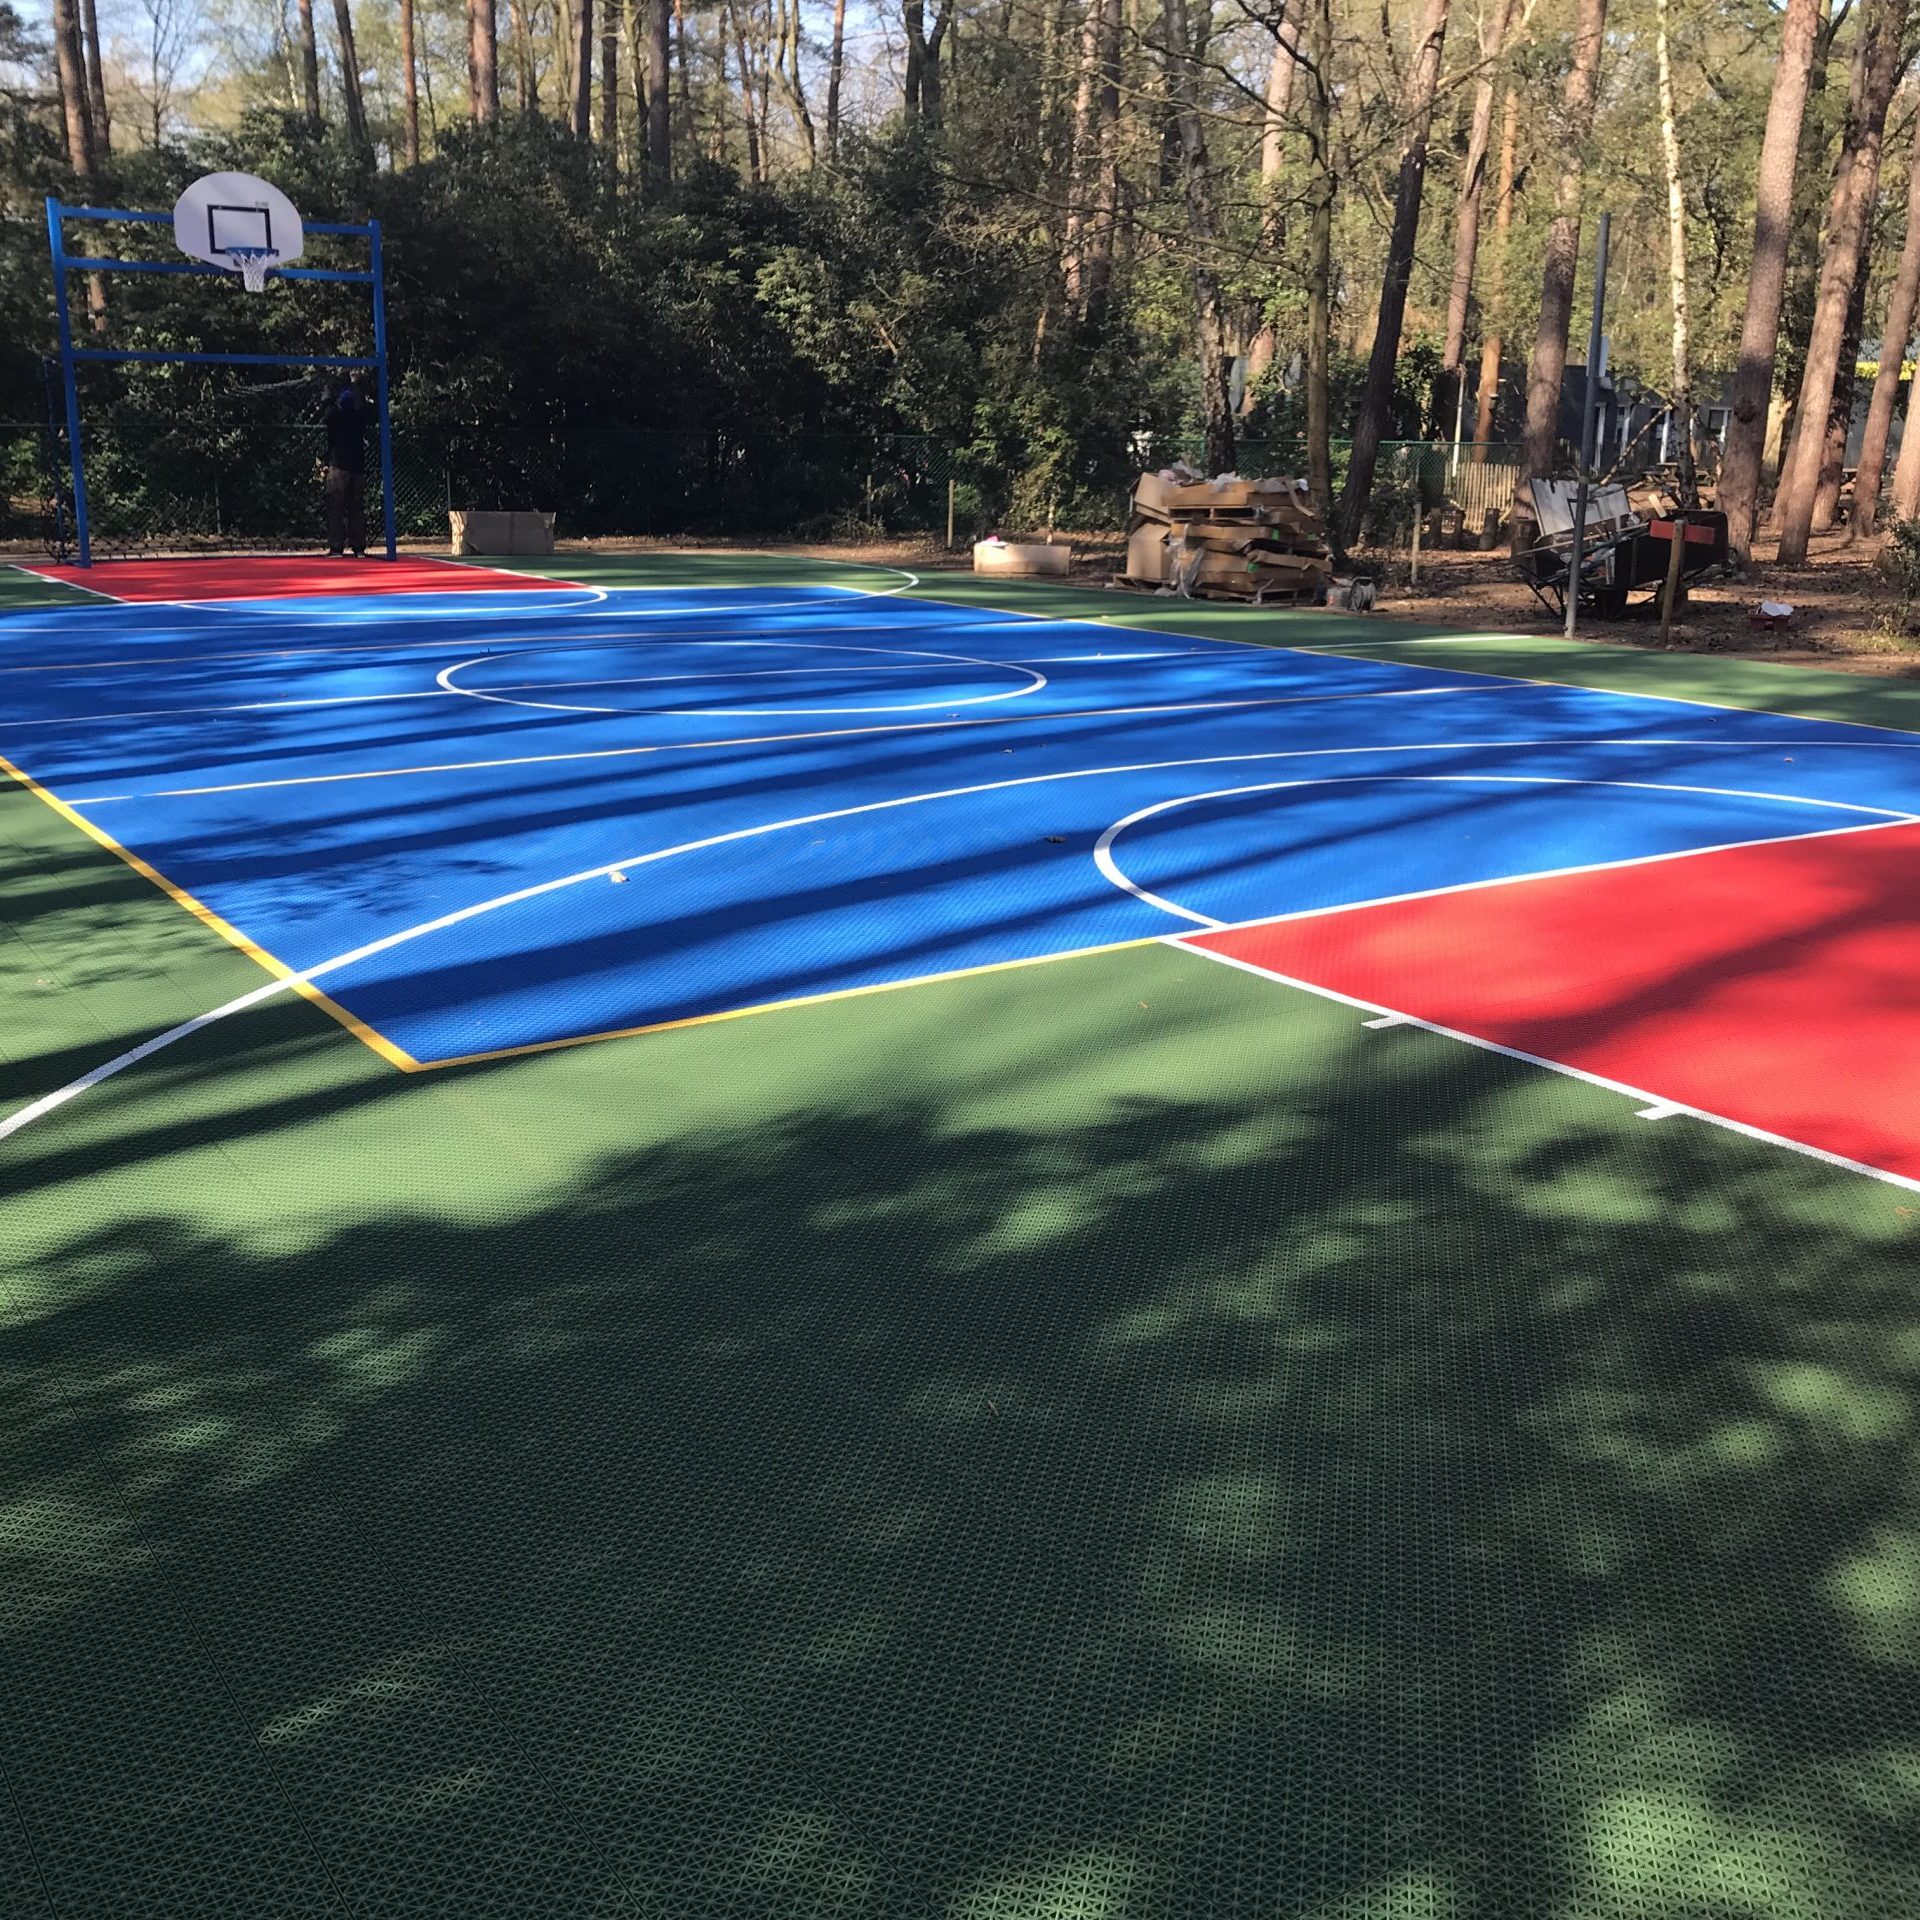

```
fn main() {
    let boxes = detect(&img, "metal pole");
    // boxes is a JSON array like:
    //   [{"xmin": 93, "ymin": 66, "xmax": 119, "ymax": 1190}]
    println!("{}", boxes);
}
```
[
  {"xmin": 369, "ymin": 218, "xmax": 398, "ymax": 560},
  {"xmin": 947, "ymin": 477, "xmax": 956, "ymax": 551},
  {"xmin": 46, "ymin": 198, "xmax": 93, "ymax": 568},
  {"xmin": 1564, "ymin": 212, "xmax": 1611, "ymax": 640}
]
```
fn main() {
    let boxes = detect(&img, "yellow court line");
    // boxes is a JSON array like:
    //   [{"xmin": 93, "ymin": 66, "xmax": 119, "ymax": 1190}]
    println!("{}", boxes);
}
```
[
  {"xmin": 419, "ymin": 935, "xmax": 1165, "ymax": 1071},
  {"xmin": 0, "ymin": 746, "xmax": 421, "ymax": 1072}
]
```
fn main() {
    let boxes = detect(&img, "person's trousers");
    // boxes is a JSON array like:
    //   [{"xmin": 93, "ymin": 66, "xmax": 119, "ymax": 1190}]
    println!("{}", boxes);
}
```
[{"xmin": 325, "ymin": 466, "xmax": 368, "ymax": 555}]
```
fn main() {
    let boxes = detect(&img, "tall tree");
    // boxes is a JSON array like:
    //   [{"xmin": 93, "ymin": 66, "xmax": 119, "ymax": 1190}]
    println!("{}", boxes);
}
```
[
  {"xmin": 1442, "ymin": 0, "xmax": 1516, "ymax": 429},
  {"xmin": 1303, "ymin": 0, "xmax": 1335, "ymax": 526},
  {"xmin": 905, "ymin": 0, "xmax": 956, "ymax": 126},
  {"xmin": 601, "ymin": 8, "xmax": 619, "ymax": 150},
  {"xmin": 772, "ymin": 0, "xmax": 816, "ymax": 162},
  {"xmin": 1654, "ymin": 0, "xmax": 1694, "ymax": 499},
  {"xmin": 78, "ymin": 0, "xmax": 108, "ymax": 156},
  {"xmin": 1718, "ymin": 0, "xmax": 1821, "ymax": 563},
  {"xmin": 1850, "ymin": 129, "xmax": 1920, "ymax": 533},
  {"xmin": 646, "ymin": 0, "xmax": 672, "ymax": 183},
  {"xmin": 826, "ymin": 0, "xmax": 849, "ymax": 158},
  {"xmin": 726, "ymin": 0, "xmax": 760, "ymax": 178},
  {"xmin": 400, "ymin": 0, "xmax": 422, "ymax": 158},
  {"xmin": 49, "ymin": 0, "xmax": 94, "ymax": 172},
  {"xmin": 1242, "ymin": 7, "xmax": 1301, "ymax": 398},
  {"xmin": 469, "ymin": 0, "xmax": 501, "ymax": 122},
  {"xmin": 1338, "ymin": 0, "xmax": 1450, "ymax": 546},
  {"xmin": 507, "ymin": 0, "xmax": 539, "ymax": 113},
  {"xmin": 1471, "ymin": 86, "xmax": 1519, "ymax": 453},
  {"xmin": 1774, "ymin": 0, "xmax": 1907, "ymax": 565},
  {"xmin": 333, "ymin": 0, "xmax": 372, "ymax": 156},
  {"xmin": 571, "ymin": 0, "xmax": 594, "ymax": 136},
  {"xmin": 1811, "ymin": 257, "xmax": 1872, "ymax": 530},
  {"xmin": 1514, "ymin": 0, "xmax": 1608, "ymax": 542},
  {"xmin": 295, "ymin": 0, "xmax": 322, "ymax": 127},
  {"xmin": 1082, "ymin": 0, "xmax": 1124, "ymax": 321},
  {"xmin": 1062, "ymin": 0, "xmax": 1107, "ymax": 310},
  {"xmin": 1163, "ymin": 0, "xmax": 1235, "ymax": 473}
]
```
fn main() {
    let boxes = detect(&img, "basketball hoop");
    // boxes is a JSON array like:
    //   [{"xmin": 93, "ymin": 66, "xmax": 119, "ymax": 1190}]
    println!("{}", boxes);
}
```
[
  {"xmin": 227, "ymin": 246, "xmax": 277, "ymax": 294},
  {"xmin": 172, "ymin": 174, "xmax": 305, "ymax": 291}
]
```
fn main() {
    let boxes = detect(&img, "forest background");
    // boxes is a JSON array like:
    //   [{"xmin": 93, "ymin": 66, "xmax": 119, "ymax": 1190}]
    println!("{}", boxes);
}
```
[{"xmin": 0, "ymin": 0, "xmax": 1912, "ymax": 561}]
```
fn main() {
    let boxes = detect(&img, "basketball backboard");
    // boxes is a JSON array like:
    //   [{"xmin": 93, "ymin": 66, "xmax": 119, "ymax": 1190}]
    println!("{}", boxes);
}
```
[{"xmin": 173, "ymin": 172, "xmax": 305, "ymax": 290}]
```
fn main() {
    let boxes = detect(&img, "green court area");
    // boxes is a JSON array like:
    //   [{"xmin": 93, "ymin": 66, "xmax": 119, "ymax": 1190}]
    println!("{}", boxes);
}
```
[{"xmin": 6, "ymin": 552, "xmax": 1920, "ymax": 1918}]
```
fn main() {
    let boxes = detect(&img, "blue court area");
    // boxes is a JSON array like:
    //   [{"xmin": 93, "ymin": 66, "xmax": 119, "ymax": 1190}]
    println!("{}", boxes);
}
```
[{"xmin": 6, "ymin": 578, "xmax": 1920, "ymax": 1069}]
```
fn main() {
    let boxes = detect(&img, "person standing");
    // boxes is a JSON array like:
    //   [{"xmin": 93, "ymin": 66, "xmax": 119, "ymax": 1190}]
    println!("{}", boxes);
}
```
[{"xmin": 321, "ymin": 381, "xmax": 369, "ymax": 556}]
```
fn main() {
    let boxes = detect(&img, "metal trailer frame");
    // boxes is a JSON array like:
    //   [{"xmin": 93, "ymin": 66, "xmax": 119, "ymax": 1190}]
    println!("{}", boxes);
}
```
[{"xmin": 44, "ymin": 195, "xmax": 397, "ymax": 567}]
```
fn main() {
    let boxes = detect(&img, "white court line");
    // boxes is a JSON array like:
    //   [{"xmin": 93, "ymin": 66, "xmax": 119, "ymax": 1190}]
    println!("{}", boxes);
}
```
[
  {"xmin": 877, "ymin": 579, "xmax": 1920, "ymax": 743},
  {"xmin": 435, "ymin": 637, "xmax": 1048, "ymax": 716},
  {"xmin": 172, "ymin": 569, "xmax": 917, "ymax": 624},
  {"xmin": 63, "ymin": 688, "xmax": 1518, "ymax": 803},
  {"xmin": 1093, "ymin": 776, "xmax": 1917, "ymax": 928},
  {"xmin": 0, "ymin": 611, "xmax": 1032, "ymax": 679},
  {"xmin": 6, "ymin": 745, "xmax": 1910, "ymax": 1144},
  {"xmin": 1177, "ymin": 940, "xmax": 1920, "ymax": 1197},
  {"xmin": 62, "ymin": 720, "xmax": 1912, "ymax": 808},
  {"xmin": 0, "ymin": 650, "xmax": 1177, "ymax": 731}
]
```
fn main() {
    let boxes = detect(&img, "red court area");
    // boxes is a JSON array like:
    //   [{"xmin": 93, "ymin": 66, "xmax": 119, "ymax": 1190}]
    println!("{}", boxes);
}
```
[
  {"xmin": 1187, "ymin": 821, "xmax": 1920, "ymax": 1185},
  {"xmin": 24, "ymin": 554, "xmax": 585, "ymax": 603}
]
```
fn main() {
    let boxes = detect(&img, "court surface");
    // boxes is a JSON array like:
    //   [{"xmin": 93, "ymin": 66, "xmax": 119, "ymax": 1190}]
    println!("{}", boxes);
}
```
[{"xmin": 7, "ymin": 551, "xmax": 1920, "ymax": 1919}]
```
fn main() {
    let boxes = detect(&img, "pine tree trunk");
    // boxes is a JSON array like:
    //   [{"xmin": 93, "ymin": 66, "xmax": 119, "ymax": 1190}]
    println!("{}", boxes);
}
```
[
  {"xmin": 505, "ymin": 0, "xmax": 535, "ymax": 111},
  {"xmin": 1811, "ymin": 257, "xmax": 1870, "ymax": 531},
  {"xmin": 726, "ymin": 0, "xmax": 760, "ymax": 177},
  {"xmin": 1655, "ymin": 0, "xmax": 1695, "ymax": 500},
  {"xmin": 571, "ymin": 0, "xmax": 593, "ymax": 136},
  {"xmin": 1163, "ymin": 0, "xmax": 1235, "ymax": 474},
  {"xmin": 826, "ymin": 0, "xmax": 848, "ymax": 157},
  {"xmin": 78, "ymin": 0, "xmax": 109, "ymax": 157},
  {"xmin": 50, "ymin": 0, "xmax": 94, "ymax": 173},
  {"xmin": 1304, "ymin": 0, "xmax": 1334, "ymax": 527},
  {"xmin": 1441, "ymin": 0, "xmax": 1513, "ymax": 379},
  {"xmin": 602, "ymin": 13, "xmax": 619, "ymax": 148},
  {"xmin": 1855, "ymin": 134, "xmax": 1920, "ymax": 532},
  {"xmin": 469, "ymin": 0, "xmax": 500, "ymax": 122},
  {"xmin": 1082, "ymin": 0, "xmax": 1123, "ymax": 320},
  {"xmin": 904, "ymin": 0, "xmax": 923, "ymax": 119},
  {"xmin": 625, "ymin": 0, "xmax": 648, "ymax": 169},
  {"xmin": 1891, "ymin": 341, "xmax": 1920, "ymax": 522},
  {"xmin": 1774, "ymin": 0, "xmax": 1906, "ymax": 566},
  {"xmin": 1515, "ymin": 0, "xmax": 1608, "ymax": 544},
  {"xmin": 647, "ymin": 0, "xmax": 672, "ymax": 184},
  {"xmin": 333, "ymin": 0, "xmax": 372, "ymax": 155},
  {"xmin": 1472, "ymin": 87, "xmax": 1518, "ymax": 455},
  {"xmin": 1718, "ymin": 0, "xmax": 1821, "ymax": 563},
  {"xmin": 772, "ymin": 0, "xmax": 817, "ymax": 162},
  {"xmin": 1242, "ymin": 7, "xmax": 1300, "ymax": 401},
  {"xmin": 1062, "ymin": 0, "xmax": 1104, "ymax": 310},
  {"xmin": 1338, "ymin": 0, "xmax": 1450, "ymax": 547},
  {"xmin": 401, "ymin": 0, "xmax": 423, "ymax": 157},
  {"xmin": 674, "ymin": 0, "xmax": 691, "ymax": 149},
  {"xmin": 296, "ymin": 0, "xmax": 323, "ymax": 127}
]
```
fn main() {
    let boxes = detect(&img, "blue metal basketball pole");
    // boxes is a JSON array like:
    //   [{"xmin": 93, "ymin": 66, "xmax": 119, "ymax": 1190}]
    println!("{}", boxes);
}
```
[{"xmin": 45, "ymin": 197, "xmax": 399, "ymax": 567}]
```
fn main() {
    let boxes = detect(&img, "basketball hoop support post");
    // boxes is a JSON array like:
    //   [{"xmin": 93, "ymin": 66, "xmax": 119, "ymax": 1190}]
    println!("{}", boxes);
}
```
[{"xmin": 45, "ymin": 196, "xmax": 399, "ymax": 566}]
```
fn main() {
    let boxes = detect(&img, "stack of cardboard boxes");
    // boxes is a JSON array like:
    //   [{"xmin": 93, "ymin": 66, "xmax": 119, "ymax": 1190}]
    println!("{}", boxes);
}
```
[{"xmin": 1121, "ymin": 466, "xmax": 1333, "ymax": 602}]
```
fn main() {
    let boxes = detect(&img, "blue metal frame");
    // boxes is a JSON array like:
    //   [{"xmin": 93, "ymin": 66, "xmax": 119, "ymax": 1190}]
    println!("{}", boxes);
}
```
[{"xmin": 46, "ymin": 196, "xmax": 398, "ymax": 566}]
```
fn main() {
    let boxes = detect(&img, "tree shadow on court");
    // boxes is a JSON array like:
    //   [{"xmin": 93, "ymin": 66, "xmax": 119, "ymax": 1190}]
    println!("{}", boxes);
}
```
[{"xmin": 6, "ymin": 945, "xmax": 1920, "ymax": 1918}]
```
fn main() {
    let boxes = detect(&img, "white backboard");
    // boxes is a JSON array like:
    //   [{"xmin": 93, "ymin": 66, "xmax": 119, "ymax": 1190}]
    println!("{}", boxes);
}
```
[{"xmin": 173, "ymin": 172, "xmax": 305, "ymax": 279}]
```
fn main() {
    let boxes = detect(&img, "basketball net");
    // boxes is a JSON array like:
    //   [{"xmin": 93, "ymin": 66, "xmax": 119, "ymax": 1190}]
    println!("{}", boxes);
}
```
[{"xmin": 228, "ymin": 247, "xmax": 276, "ymax": 293}]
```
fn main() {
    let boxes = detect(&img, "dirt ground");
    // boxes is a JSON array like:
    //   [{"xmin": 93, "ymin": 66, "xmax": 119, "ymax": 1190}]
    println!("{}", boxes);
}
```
[{"xmin": 632, "ymin": 523, "xmax": 1919, "ymax": 682}]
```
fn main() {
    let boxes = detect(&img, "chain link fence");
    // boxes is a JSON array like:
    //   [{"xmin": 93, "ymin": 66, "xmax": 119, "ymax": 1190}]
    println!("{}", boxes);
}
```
[{"xmin": 2, "ymin": 420, "xmax": 1527, "ymax": 557}]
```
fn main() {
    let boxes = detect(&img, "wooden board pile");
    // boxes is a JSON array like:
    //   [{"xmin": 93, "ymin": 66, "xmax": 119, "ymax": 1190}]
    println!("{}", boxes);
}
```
[{"xmin": 1119, "ymin": 465, "xmax": 1332, "ymax": 602}]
